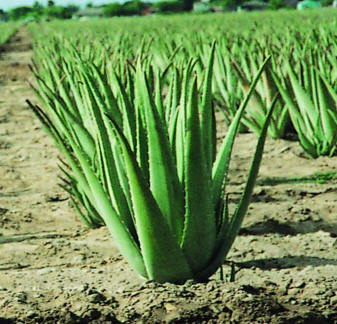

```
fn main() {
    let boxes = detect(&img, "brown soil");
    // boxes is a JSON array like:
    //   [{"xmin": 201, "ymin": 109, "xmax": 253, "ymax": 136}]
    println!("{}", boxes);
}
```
[{"xmin": 1, "ymin": 28, "xmax": 337, "ymax": 324}]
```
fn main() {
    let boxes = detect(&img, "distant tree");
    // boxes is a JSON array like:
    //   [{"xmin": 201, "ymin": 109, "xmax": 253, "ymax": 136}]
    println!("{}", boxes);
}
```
[
  {"xmin": 32, "ymin": 1, "xmax": 43, "ymax": 16},
  {"xmin": 155, "ymin": 1, "xmax": 184, "ymax": 12},
  {"xmin": 66, "ymin": 5, "xmax": 80, "ymax": 15},
  {"xmin": 86, "ymin": 2, "xmax": 94, "ymax": 8},
  {"xmin": 269, "ymin": 0, "xmax": 285, "ymax": 9},
  {"xmin": 123, "ymin": 0, "xmax": 146, "ymax": 15},
  {"xmin": 220, "ymin": 0, "xmax": 242, "ymax": 10},
  {"xmin": 45, "ymin": 5, "xmax": 79, "ymax": 19},
  {"xmin": 33, "ymin": 1, "xmax": 42, "ymax": 8},
  {"xmin": 48, "ymin": 1, "xmax": 55, "ymax": 7},
  {"xmin": 182, "ymin": 0, "xmax": 195, "ymax": 11},
  {"xmin": 321, "ymin": 0, "xmax": 332, "ymax": 6},
  {"xmin": 104, "ymin": 3, "xmax": 123, "ymax": 16},
  {"xmin": 9, "ymin": 6, "xmax": 33, "ymax": 20},
  {"xmin": 104, "ymin": 1, "xmax": 145, "ymax": 16}
]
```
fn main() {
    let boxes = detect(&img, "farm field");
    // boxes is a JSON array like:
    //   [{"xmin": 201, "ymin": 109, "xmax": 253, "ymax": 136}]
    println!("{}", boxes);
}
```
[{"xmin": 1, "ymin": 11, "xmax": 337, "ymax": 323}]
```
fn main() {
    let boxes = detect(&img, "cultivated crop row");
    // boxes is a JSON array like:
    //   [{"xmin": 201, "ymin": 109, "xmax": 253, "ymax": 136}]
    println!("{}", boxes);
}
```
[
  {"xmin": 27, "ymin": 10, "xmax": 337, "ymax": 283},
  {"xmin": 0, "ymin": 22, "xmax": 20, "ymax": 45}
]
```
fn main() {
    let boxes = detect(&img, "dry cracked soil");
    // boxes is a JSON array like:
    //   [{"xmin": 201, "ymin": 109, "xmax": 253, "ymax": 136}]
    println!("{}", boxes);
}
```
[{"xmin": 1, "ymin": 28, "xmax": 337, "ymax": 324}]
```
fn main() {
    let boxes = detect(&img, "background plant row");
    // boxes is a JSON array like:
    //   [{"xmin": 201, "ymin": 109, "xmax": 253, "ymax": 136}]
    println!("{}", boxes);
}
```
[
  {"xmin": 22, "ymin": 10, "xmax": 337, "ymax": 283},
  {"xmin": 29, "ymin": 10, "xmax": 337, "ymax": 158}
]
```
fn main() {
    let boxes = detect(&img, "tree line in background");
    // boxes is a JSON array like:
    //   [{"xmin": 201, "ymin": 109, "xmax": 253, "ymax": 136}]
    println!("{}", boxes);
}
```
[
  {"xmin": 0, "ymin": 0, "xmax": 332, "ymax": 21},
  {"xmin": 4, "ymin": 1, "xmax": 78, "ymax": 21},
  {"xmin": 3, "ymin": 0, "xmax": 191, "ymax": 21}
]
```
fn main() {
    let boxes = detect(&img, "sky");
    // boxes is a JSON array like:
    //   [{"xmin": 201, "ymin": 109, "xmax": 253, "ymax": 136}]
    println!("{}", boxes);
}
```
[{"xmin": 0, "ymin": 0, "xmax": 114, "ymax": 10}]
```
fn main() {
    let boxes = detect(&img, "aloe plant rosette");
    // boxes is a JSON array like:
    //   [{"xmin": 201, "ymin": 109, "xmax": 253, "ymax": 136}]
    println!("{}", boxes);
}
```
[{"xmin": 29, "ymin": 45, "xmax": 274, "ymax": 283}]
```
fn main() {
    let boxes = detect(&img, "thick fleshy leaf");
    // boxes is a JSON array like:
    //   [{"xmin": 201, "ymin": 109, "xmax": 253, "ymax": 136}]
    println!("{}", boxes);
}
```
[
  {"xmin": 197, "ymin": 93, "xmax": 276, "ymax": 281},
  {"xmin": 62, "ymin": 121, "xmax": 147, "ymax": 278},
  {"xmin": 135, "ymin": 67, "xmax": 185, "ymax": 242},
  {"xmin": 287, "ymin": 62, "xmax": 316, "ymax": 133},
  {"xmin": 316, "ymin": 71, "xmax": 337, "ymax": 145},
  {"xmin": 80, "ymin": 71, "xmax": 135, "ymax": 233},
  {"xmin": 200, "ymin": 41, "xmax": 216, "ymax": 170},
  {"xmin": 212, "ymin": 57, "xmax": 271, "ymax": 207},
  {"xmin": 28, "ymin": 102, "xmax": 144, "ymax": 275},
  {"xmin": 181, "ymin": 77, "xmax": 215, "ymax": 273},
  {"xmin": 108, "ymin": 117, "xmax": 193, "ymax": 283}
]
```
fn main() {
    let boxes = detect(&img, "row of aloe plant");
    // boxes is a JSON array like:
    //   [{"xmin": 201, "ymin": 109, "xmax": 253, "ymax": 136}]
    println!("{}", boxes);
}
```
[
  {"xmin": 29, "ymin": 38, "xmax": 276, "ymax": 282},
  {"xmin": 28, "ymin": 11, "xmax": 337, "ymax": 282},
  {"xmin": 29, "ymin": 12, "xmax": 337, "ymax": 158},
  {"xmin": 0, "ymin": 22, "xmax": 21, "ymax": 45}
]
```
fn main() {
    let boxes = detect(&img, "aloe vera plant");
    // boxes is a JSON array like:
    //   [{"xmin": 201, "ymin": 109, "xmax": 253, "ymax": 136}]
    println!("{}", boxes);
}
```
[
  {"xmin": 29, "ymin": 38, "xmax": 274, "ymax": 282},
  {"xmin": 232, "ymin": 55, "xmax": 289, "ymax": 139},
  {"xmin": 273, "ymin": 56, "xmax": 337, "ymax": 158}
]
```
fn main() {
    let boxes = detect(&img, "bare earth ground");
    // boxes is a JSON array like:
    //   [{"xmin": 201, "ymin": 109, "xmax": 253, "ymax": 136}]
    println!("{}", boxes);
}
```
[{"xmin": 1, "ymin": 28, "xmax": 337, "ymax": 324}]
